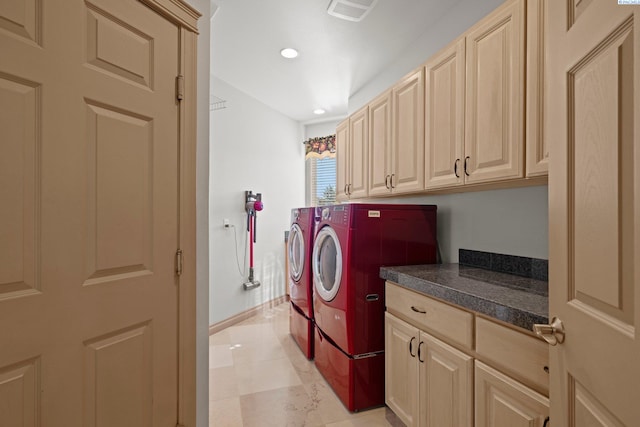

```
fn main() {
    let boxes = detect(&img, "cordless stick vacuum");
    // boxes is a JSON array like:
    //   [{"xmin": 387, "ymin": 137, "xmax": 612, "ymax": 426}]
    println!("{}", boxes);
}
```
[{"xmin": 243, "ymin": 191, "xmax": 263, "ymax": 290}]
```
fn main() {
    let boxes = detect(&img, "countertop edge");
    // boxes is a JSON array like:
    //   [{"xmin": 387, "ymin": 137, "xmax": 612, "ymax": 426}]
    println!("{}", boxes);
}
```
[{"xmin": 380, "ymin": 266, "xmax": 549, "ymax": 332}]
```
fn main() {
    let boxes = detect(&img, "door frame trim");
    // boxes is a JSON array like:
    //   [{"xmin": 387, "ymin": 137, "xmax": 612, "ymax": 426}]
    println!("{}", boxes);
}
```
[
  {"xmin": 176, "ymin": 26, "xmax": 198, "ymax": 427},
  {"xmin": 140, "ymin": 0, "xmax": 201, "ymax": 33},
  {"xmin": 134, "ymin": 3, "xmax": 200, "ymax": 425}
]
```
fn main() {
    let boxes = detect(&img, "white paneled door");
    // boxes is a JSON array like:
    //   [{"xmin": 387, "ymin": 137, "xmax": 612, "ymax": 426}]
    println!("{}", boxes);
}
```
[
  {"xmin": 0, "ymin": 0, "xmax": 186, "ymax": 425},
  {"xmin": 547, "ymin": 0, "xmax": 640, "ymax": 425}
]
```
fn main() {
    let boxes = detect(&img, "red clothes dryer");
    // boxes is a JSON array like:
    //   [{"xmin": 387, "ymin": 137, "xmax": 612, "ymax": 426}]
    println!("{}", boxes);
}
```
[
  {"xmin": 288, "ymin": 207, "xmax": 317, "ymax": 359},
  {"xmin": 312, "ymin": 203, "xmax": 437, "ymax": 411}
]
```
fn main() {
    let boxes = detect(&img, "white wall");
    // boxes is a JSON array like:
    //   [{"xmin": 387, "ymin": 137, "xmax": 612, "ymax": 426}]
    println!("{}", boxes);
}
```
[
  {"xmin": 349, "ymin": 0, "xmax": 504, "ymax": 113},
  {"xmin": 209, "ymin": 76, "xmax": 305, "ymax": 324},
  {"xmin": 304, "ymin": 120, "xmax": 342, "ymax": 139}
]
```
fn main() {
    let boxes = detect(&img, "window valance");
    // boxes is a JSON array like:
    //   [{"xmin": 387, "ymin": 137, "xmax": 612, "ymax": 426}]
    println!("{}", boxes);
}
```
[{"xmin": 304, "ymin": 134, "xmax": 336, "ymax": 159}]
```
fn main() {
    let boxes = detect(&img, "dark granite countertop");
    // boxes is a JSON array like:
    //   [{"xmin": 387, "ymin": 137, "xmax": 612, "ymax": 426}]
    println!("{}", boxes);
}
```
[{"xmin": 380, "ymin": 264, "xmax": 548, "ymax": 332}]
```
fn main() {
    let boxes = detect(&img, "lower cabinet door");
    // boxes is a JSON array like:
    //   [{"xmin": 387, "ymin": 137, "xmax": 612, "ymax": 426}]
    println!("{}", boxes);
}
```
[
  {"xmin": 475, "ymin": 361, "xmax": 549, "ymax": 427},
  {"xmin": 420, "ymin": 332, "xmax": 473, "ymax": 427},
  {"xmin": 385, "ymin": 313, "xmax": 420, "ymax": 427}
]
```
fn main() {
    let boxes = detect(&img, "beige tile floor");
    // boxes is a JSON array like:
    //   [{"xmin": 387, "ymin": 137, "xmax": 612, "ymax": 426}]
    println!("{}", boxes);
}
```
[{"xmin": 209, "ymin": 302, "xmax": 405, "ymax": 427}]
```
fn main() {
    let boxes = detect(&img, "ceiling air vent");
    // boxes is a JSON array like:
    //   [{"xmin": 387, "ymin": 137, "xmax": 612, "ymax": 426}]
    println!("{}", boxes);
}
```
[{"xmin": 327, "ymin": 0, "xmax": 378, "ymax": 22}]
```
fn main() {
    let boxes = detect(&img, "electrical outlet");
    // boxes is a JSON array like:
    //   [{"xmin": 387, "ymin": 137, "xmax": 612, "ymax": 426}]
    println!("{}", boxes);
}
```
[{"xmin": 223, "ymin": 219, "xmax": 230, "ymax": 228}]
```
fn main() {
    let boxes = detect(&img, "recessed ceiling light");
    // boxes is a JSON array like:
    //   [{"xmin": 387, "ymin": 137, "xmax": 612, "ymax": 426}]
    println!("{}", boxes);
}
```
[
  {"xmin": 313, "ymin": 109, "xmax": 326, "ymax": 115},
  {"xmin": 280, "ymin": 48, "xmax": 299, "ymax": 59}
]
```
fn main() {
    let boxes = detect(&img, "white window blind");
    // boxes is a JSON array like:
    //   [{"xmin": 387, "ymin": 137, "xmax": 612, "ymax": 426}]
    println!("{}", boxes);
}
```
[{"xmin": 306, "ymin": 157, "xmax": 336, "ymax": 206}]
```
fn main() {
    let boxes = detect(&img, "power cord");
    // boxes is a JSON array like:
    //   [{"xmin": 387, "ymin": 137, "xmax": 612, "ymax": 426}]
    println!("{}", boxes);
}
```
[{"xmin": 228, "ymin": 224, "xmax": 248, "ymax": 278}]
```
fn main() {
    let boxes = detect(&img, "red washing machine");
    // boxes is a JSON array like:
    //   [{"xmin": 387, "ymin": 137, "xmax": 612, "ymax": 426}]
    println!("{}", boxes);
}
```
[
  {"xmin": 288, "ymin": 207, "xmax": 317, "ymax": 359},
  {"xmin": 312, "ymin": 203, "xmax": 437, "ymax": 411}
]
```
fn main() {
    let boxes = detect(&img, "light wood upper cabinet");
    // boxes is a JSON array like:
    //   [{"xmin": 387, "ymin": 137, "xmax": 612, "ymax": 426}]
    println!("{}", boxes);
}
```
[
  {"xmin": 369, "ymin": 70, "xmax": 425, "ymax": 196},
  {"xmin": 425, "ymin": 37, "xmax": 466, "ymax": 190},
  {"xmin": 392, "ymin": 69, "xmax": 425, "ymax": 194},
  {"xmin": 525, "ymin": 0, "xmax": 547, "ymax": 177},
  {"xmin": 349, "ymin": 106, "xmax": 369, "ymax": 199},
  {"xmin": 335, "ymin": 119, "xmax": 349, "ymax": 202},
  {"xmin": 368, "ymin": 90, "xmax": 393, "ymax": 197},
  {"xmin": 464, "ymin": 0, "xmax": 525, "ymax": 184},
  {"xmin": 425, "ymin": 0, "xmax": 545, "ymax": 191},
  {"xmin": 336, "ymin": 107, "xmax": 368, "ymax": 201}
]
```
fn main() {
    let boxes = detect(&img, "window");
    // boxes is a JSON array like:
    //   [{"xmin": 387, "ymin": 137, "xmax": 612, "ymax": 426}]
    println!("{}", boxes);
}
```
[{"xmin": 306, "ymin": 156, "xmax": 336, "ymax": 206}]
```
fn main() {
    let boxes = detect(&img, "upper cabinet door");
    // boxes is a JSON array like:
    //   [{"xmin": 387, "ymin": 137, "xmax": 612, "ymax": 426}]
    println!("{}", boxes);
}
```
[
  {"xmin": 547, "ymin": 0, "xmax": 640, "ymax": 425},
  {"xmin": 335, "ymin": 119, "xmax": 349, "ymax": 202},
  {"xmin": 425, "ymin": 37, "xmax": 466, "ymax": 190},
  {"xmin": 525, "ymin": 0, "xmax": 548, "ymax": 177},
  {"xmin": 368, "ymin": 90, "xmax": 392, "ymax": 197},
  {"xmin": 392, "ymin": 69, "xmax": 425, "ymax": 194},
  {"xmin": 348, "ymin": 106, "xmax": 369, "ymax": 199},
  {"xmin": 464, "ymin": 0, "xmax": 525, "ymax": 184}
]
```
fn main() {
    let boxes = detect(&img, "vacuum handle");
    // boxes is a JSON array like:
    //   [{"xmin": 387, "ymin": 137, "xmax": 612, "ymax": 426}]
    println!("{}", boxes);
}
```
[{"xmin": 253, "ymin": 214, "xmax": 257, "ymax": 243}]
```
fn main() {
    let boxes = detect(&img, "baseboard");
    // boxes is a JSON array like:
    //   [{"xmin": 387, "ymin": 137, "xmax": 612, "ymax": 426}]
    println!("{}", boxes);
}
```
[{"xmin": 209, "ymin": 295, "xmax": 289, "ymax": 335}]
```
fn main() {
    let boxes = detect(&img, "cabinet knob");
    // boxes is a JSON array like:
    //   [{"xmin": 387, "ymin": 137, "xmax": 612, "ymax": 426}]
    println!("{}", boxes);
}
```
[{"xmin": 533, "ymin": 317, "xmax": 565, "ymax": 346}]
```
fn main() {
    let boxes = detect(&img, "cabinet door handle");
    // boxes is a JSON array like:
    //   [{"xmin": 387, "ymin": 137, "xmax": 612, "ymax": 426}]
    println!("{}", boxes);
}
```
[
  {"xmin": 464, "ymin": 156, "xmax": 470, "ymax": 176},
  {"xmin": 543, "ymin": 416, "xmax": 550, "ymax": 427},
  {"xmin": 409, "ymin": 336, "xmax": 416, "ymax": 357},
  {"xmin": 454, "ymin": 159, "xmax": 460, "ymax": 178},
  {"xmin": 344, "ymin": 184, "xmax": 348, "ymax": 195},
  {"xmin": 385, "ymin": 175, "xmax": 390, "ymax": 189},
  {"xmin": 411, "ymin": 306, "xmax": 426, "ymax": 314},
  {"xmin": 390, "ymin": 173, "xmax": 395, "ymax": 188},
  {"xmin": 418, "ymin": 341, "xmax": 424, "ymax": 363}
]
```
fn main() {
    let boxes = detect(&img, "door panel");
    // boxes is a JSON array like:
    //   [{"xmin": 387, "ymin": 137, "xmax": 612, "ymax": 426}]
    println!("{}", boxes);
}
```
[
  {"xmin": 85, "ymin": 102, "xmax": 154, "ymax": 282},
  {"xmin": 0, "ymin": 0, "xmax": 181, "ymax": 425},
  {"xmin": 385, "ymin": 313, "xmax": 419, "ymax": 427},
  {"xmin": 425, "ymin": 37, "xmax": 465, "ymax": 189},
  {"xmin": 0, "ymin": 358, "xmax": 40, "ymax": 426},
  {"xmin": 475, "ymin": 361, "xmax": 548, "ymax": 427},
  {"xmin": 349, "ymin": 106, "xmax": 368, "ymax": 198},
  {"xmin": 465, "ymin": 0, "xmax": 524, "ymax": 183},
  {"xmin": 86, "ymin": 4, "xmax": 153, "ymax": 88},
  {"xmin": 0, "ymin": 75, "xmax": 39, "ymax": 298},
  {"xmin": 0, "ymin": 0, "xmax": 41, "ymax": 44},
  {"xmin": 83, "ymin": 323, "xmax": 152, "ymax": 427},
  {"xmin": 421, "ymin": 333, "xmax": 473, "ymax": 427},
  {"xmin": 368, "ymin": 91, "xmax": 392, "ymax": 196},
  {"xmin": 547, "ymin": 0, "xmax": 640, "ymax": 425},
  {"xmin": 336, "ymin": 119, "xmax": 348, "ymax": 201},
  {"xmin": 392, "ymin": 70, "xmax": 424, "ymax": 193}
]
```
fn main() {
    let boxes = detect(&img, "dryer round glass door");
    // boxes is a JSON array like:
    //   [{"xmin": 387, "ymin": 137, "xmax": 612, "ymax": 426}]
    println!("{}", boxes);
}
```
[
  {"xmin": 312, "ymin": 226, "xmax": 342, "ymax": 301},
  {"xmin": 288, "ymin": 223, "xmax": 305, "ymax": 281}
]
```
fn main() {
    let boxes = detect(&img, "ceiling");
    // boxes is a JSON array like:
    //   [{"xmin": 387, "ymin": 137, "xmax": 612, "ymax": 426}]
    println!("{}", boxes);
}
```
[{"xmin": 210, "ymin": 0, "xmax": 463, "ymax": 123}]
